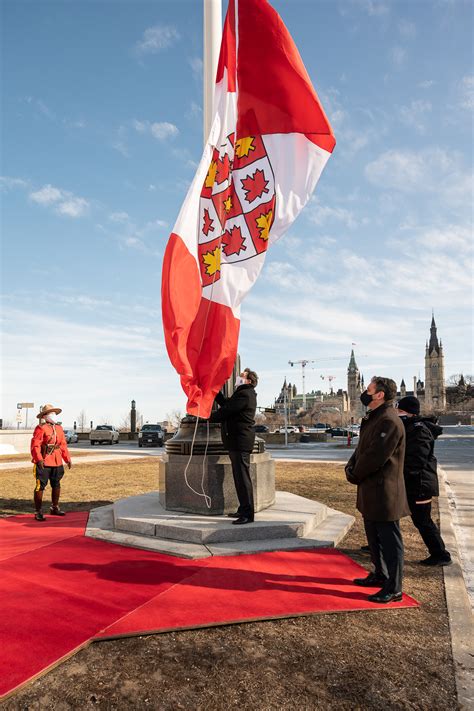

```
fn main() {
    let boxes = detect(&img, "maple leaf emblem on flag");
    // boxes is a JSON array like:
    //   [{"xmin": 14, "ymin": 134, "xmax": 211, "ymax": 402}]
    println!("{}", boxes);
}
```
[
  {"xmin": 222, "ymin": 225, "xmax": 246, "ymax": 256},
  {"xmin": 241, "ymin": 169, "xmax": 269, "ymax": 203},
  {"xmin": 198, "ymin": 133, "xmax": 276, "ymax": 287}
]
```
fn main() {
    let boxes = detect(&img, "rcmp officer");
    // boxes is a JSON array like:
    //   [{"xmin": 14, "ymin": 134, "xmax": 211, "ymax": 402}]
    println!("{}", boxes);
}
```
[
  {"xmin": 345, "ymin": 376, "xmax": 409, "ymax": 603},
  {"xmin": 210, "ymin": 368, "xmax": 258, "ymax": 525},
  {"xmin": 30, "ymin": 404, "xmax": 72, "ymax": 521},
  {"xmin": 397, "ymin": 396, "xmax": 451, "ymax": 566}
]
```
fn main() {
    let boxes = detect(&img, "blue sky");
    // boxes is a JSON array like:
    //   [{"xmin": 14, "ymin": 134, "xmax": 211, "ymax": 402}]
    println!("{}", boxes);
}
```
[{"xmin": 1, "ymin": 0, "xmax": 473, "ymax": 428}]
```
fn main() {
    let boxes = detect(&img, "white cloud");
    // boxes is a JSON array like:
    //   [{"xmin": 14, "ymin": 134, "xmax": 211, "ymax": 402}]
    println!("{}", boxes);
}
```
[
  {"xmin": 459, "ymin": 75, "xmax": 474, "ymax": 110},
  {"xmin": 56, "ymin": 197, "xmax": 89, "ymax": 218},
  {"xmin": 364, "ymin": 147, "xmax": 470, "ymax": 203},
  {"xmin": 349, "ymin": 0, "xmax": 389, "ymax": 17},
  {"xmin": 189, "ymin": 57, "xmax": 203, "ymax": 81},
  {"xmin": 30, "ymin": 184, "xmax": 62, "ymax": 205},
  {"xmin": 398, "ymin": 99, "xmax": 432, "ymax": 133},
  {"xmin": 150, "ymin": 122, "xmax": 179, "ymax": 140},
  {"xmin": 390, "ymin": 46, "xmax": 406, "ymax": 66},
  {"xmin": 109, "ymin": 211, "xmax": 130, "ymax": 223},
  {"xmin": 135, "ymin": 25, "xmax": 180, "ymax": 55},
  {"xmin": 307, "ymin": 200, "xmax": 359, "ymax": 229},
  {"xmin": 398, "ymin": 20, "xmax": 416, "ymax": 39},
  {"xmin": 418, "ymin": 80, "xmax": 435, "ymax": 90},
  {"xmin": 133, "ymin": 119, "xmax": 179, "ymax": 141},
  {"xmin": 0, "ymin": 176, "xmax": 28, "ymax": 190},
  {"xmin": 29, "ymin": 183, "xmax": 89, "ymax": 218}
]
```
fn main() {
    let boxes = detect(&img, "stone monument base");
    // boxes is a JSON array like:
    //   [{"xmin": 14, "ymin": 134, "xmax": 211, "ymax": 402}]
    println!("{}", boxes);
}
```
[
  {"xmin": 86, "ymin": 491, "xmax": 354, "ymax": 559},
  {"xmin": 159, "ymin": 451, "xmax": 275, "ymax": 516}
]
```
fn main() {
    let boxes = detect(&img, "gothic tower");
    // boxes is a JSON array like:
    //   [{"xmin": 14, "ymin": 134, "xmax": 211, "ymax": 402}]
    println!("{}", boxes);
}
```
[
  {"xmin": 400, "ymin": 379, "xmax": 406, "ymax": 398},
  {"xmin": 424, "ymin": 314, "xmax": 446, "ymax": 411},
  {"xmin": 347, "ymin": 349, "xmax": 363, "ymax": 416}
]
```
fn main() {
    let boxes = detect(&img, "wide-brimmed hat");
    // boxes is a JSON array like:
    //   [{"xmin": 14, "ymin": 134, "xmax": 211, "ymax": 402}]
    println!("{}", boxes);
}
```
[{"xmin": 37, "ymin": 404, "xmax": 62, "ymax": 419}]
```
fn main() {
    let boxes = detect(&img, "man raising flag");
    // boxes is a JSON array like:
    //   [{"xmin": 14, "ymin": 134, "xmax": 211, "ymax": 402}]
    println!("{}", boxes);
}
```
[{"xmin": 162, "ymin": 0, "xmax": 335, "ymax": 418}]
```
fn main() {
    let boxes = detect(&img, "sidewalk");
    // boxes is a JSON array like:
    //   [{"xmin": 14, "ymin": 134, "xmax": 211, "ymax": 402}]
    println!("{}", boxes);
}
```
[{"xmin": 438, "ymin": 468, "xmax": 474, "ymax": 710}]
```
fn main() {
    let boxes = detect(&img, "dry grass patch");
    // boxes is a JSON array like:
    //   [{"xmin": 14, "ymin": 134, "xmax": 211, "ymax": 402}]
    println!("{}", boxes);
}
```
[
  {"xmin": 0, "ymin": 451, "xmax": 96, "ymax": 464},
  {"xmin": 1, "ymin": 459, "xmax": 458, "ymax": 710}
]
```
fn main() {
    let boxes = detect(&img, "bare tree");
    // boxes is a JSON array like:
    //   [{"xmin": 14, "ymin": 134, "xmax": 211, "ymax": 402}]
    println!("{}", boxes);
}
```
[
  {"xmin": 77, "ymin": 410, "xmax": 87, "ymax": 433},
  {"xmin": 166, "ymin": 410, "xmax": 184, "ymax": 430},
  {"xmin": 446, "ymin": 374, "xmax": 463, "ymax": 386},
  {"xmin": 118, "ymin": 409, "xmax": 142, "ymax": 432}
]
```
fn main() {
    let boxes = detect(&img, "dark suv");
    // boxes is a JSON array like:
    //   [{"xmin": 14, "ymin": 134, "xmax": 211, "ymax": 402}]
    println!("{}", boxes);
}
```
[{"xmin": 138, "ymin": 424, "xmax": 165, "ymax": 447}]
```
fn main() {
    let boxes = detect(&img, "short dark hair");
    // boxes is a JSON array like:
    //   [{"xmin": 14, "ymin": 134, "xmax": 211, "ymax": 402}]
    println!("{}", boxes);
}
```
[
  {"xmin": 371, "ymin": 376, "xmax": 397, "ymax": 403},
  {"xmin": 244, "ymin": 368, "xmax": 258, "ymax": 387}
]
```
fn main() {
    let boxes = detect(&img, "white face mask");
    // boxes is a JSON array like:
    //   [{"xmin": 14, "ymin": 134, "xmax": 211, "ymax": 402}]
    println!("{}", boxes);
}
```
[
  {"xmin": 44, "ymin": 414, "xmax": 56, "ymax": 424},
  {"xmin": 235, "ymin": 376, "xmax": 247, "ymax": 387}
]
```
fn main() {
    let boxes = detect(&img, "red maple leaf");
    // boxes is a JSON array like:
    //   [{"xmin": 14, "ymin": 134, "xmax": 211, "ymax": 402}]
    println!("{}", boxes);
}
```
[
  {"xmin": 222, "ymin": 225, "xmax": 246, "ymax": 256},
  {"xmin": 241, "ymin": 168, "xmax": 269, "ymax": 203},
  {"xmin": 202, "ymin": 208, "xmax": 214, "ymax": 237},
  {"xmin": 216, "ymin": 154, "xmax": 231, "ymax": 184}
]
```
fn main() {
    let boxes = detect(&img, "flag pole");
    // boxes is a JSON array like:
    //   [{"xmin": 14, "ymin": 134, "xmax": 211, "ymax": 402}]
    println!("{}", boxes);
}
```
[{"xmin": 203, "ymin": 0, "xmax": 222, "ymax": 145}]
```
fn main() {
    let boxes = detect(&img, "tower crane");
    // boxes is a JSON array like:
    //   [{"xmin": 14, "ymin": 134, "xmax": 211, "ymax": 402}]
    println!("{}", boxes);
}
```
[{"xmin": 289, "ymin": 355, "xmax": 357, "ymax": 411}]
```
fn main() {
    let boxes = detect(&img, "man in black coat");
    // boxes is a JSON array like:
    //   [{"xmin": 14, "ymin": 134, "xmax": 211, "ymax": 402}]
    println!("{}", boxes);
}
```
[
  {"xmin": 210, "ymin": 368, "xmax": 257, "ymax": 525},
  {"xmin": 345, "ymin": 376, "xmax": 409, "ymax": 603},
  {"xmin": 397, "ymin": 396, "xmax": 451, "ymax": 566}
]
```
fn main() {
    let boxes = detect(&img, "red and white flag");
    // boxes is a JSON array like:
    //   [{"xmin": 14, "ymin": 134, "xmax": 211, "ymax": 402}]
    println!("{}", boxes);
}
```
[{"xmin": 162, "ymin": 0, "xmax": 335, "ymax": 418}]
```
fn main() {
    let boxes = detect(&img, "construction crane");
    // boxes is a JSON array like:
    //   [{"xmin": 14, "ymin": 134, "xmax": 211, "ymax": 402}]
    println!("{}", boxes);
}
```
[
  {"xmin": 288, "ymin": 359, "xmax": 316, "ymax": 410},
  {"xmin": 320, "ymin": 374, "xmax": 336, "ymax": 394},
  {"xmin": 289, "ymin": 355, "xmax": 358, "ymax": 410}
]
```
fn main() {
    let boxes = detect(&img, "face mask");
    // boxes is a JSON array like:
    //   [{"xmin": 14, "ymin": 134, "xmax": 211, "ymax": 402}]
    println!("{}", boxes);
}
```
[
  {"xmin": 360, "ymin": 390, "xmax": 373, "ymax": 407},
  {"xmin": 235, "ymin": 376, "xmax": 247, "ymax": 387},
  {"xmin": 44, "ymin": 414, "xmax": 56, "ymax": 424},
  {"xmin": 398, "ymin": 414, "xmax": 409, "ymax": 421}
]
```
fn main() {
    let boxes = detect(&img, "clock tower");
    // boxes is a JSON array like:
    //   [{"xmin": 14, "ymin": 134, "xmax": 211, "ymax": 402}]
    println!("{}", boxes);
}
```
[{"xmin": 347, "ymin": 349, "xmax": 363, "ymax": 417}]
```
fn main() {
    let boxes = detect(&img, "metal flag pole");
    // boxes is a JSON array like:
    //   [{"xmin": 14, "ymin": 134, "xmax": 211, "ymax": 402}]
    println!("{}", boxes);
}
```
[{"xmin": 203, "ymin": 0, "xmax": 222, "ymax": 145}]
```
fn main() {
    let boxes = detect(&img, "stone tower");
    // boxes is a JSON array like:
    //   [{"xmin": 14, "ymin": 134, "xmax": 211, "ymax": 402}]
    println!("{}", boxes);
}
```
[
  {"xmin": 347, "ymin": 349, "xmax": 363, "ymax": 416},
  {"xmin": 424, "ymin": 314, "xmax": 446, "ymax": 411},
  {"xmin": 400, "ymin": 379, "xmax": 406, "ymax": 398}
]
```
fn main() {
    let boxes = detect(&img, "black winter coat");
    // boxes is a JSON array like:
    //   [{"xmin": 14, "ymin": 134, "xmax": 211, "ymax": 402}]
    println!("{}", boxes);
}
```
[
  {"xmin": 402, "ymin": 416, "xmax": 442, "ymax": 500},
  {"xmin": 345, "ymin": 403, "xmax": 409, "ymax": 522},
  {"xmin": 209, "ymin": 385, "xmax": 256, "ymax": 452}
]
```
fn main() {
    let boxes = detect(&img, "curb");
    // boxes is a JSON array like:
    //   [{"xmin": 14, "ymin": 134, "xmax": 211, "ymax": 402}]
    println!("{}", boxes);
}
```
[{"xmin": 438, "ymin": 467, "xmax": 474, "ymax": 710}]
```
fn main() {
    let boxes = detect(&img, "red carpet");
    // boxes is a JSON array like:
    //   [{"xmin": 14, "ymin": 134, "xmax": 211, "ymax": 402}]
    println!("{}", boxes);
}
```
[
  {"xmin": 97, "ymin": 548, "xmax": 419, "ymax": 639},
  {"xmin": 0, "ymin": 514, "xmax": 418, "ymax": 700}
]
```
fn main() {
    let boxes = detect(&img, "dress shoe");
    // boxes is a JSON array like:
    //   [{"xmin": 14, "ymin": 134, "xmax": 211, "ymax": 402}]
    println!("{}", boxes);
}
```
[
  {"xmin": 353, "ymin": 572, "xmax": 387, "ymax": 587},
  {"xmin": 419, "ymin": 554, "xmax": 452, "ymax": 566},
  {"xmin": 227, "ymin": 512, "xmax": 242, "ymax": 518},
  {"xmin": 50, "ymin": 507, "xmax": 66, "ymax": 516},
  {"xmin": 34, "ymin": 512, "xmax": 46, "ymax": 521},
  {"xmin": 232, "ymin": 516, "xmax": 254, "ymax": 525},
  {"xmin": 368, "ymin": 590, "xmax": 403, "ymax": 604}
]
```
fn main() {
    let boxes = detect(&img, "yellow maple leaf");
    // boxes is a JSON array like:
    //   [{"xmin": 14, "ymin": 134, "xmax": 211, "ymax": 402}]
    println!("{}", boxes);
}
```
[
  {"xmin": 235, "ymin": 137, "xmax": 255, "ymax": 158},
  {"xmin": 255, "ymin": 210, "xmax": 273, "ymax": 241},
  {"xmin": 202, "ymin": 246, "xmax": 221, "ymax": 276},
  {"xmin": 223, "ymin": 196, "xmax": 233, "ymax": 212},
  {"xmin": 205, "ymin": 161, "xmax": 218, "ymax": 188}
]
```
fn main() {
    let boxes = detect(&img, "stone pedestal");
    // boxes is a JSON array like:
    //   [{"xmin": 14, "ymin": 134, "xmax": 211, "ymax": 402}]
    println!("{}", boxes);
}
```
[{"xmin": 159, "ymin": 416, "xmax": 275, "ymax": 516}]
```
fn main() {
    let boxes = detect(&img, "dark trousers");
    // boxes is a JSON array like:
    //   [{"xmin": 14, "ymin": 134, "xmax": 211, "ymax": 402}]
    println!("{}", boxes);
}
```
[
  {"xmin": 408, "ymin": 497, "xmax": 447, "ymax": 558},
  {"xmin": 364, "ymin": 518, "xmax": 404, "ymax": 593},
  {"xmin": 228, "ymin": 450, "xmax": 254, "ymax": 518}
]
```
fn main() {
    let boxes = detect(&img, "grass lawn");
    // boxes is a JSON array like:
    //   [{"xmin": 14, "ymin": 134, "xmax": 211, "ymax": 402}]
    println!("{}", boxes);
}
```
[{"xmin": 1, "ymin": 459, "xmax": 458, "ymax": 710}]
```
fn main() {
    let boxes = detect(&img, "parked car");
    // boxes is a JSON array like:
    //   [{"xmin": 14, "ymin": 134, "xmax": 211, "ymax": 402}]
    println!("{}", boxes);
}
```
[
  {"xmin": 64, "ymin": 429, "xmax": 78, "ymax": 444},
  {"xmin": 138, "ymin": 424, "xmax": 165, "ymax": 447},
  {"xmin": 89, "ymin": 425, "xmax": 120, "ymax": 445},
  {"xmin": 328, "ymin": 427, "xmax": 359, "ymax": 438},
  {"xmin": 253, "ymin": 424, "xmax": 269, "ymax": 433},
  {"xmin": 276, "ymin": 426, "xmax": 300, "ymax": 434}
]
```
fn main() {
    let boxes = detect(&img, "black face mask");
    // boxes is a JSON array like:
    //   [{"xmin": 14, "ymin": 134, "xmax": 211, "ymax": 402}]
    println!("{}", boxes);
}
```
[{"xmin": 360, "ymin": 390, "xmax": 373, "ymax": 407}]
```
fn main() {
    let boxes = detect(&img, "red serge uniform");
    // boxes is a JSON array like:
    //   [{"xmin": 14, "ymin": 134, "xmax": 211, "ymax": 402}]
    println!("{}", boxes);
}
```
[{"xmin": 31, "ymin": 423, "xmax": 71, "ymax": 467}]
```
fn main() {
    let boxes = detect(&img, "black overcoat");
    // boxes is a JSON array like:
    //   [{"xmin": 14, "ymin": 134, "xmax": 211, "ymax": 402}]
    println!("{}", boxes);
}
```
[
  {"xmin": 209, "ymin": 384, "xmax": 256, "ymax": 452},
  {"xmin": 402, "ymin": 416, "xmax": 442, "ymax": 499},
  {"xmin": 345, "ymin": 403, "xmax": 409, "ymax": 522}
]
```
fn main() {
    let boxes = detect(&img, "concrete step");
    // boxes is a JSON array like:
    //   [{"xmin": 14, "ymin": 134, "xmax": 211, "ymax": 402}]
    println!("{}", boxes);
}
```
[
  {"xmin": 112, "ymin": 491, "xmax": 328, "ymax": 544},
  {"xmin": 85, "ymin": 491, "xmax": 354, "ymax": 558}
]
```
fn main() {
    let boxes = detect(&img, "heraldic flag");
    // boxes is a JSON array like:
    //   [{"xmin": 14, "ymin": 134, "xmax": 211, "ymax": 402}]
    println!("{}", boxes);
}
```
[{"xmin": 162, "ymin": 0, "xmax": 335, "ymax": 418}]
